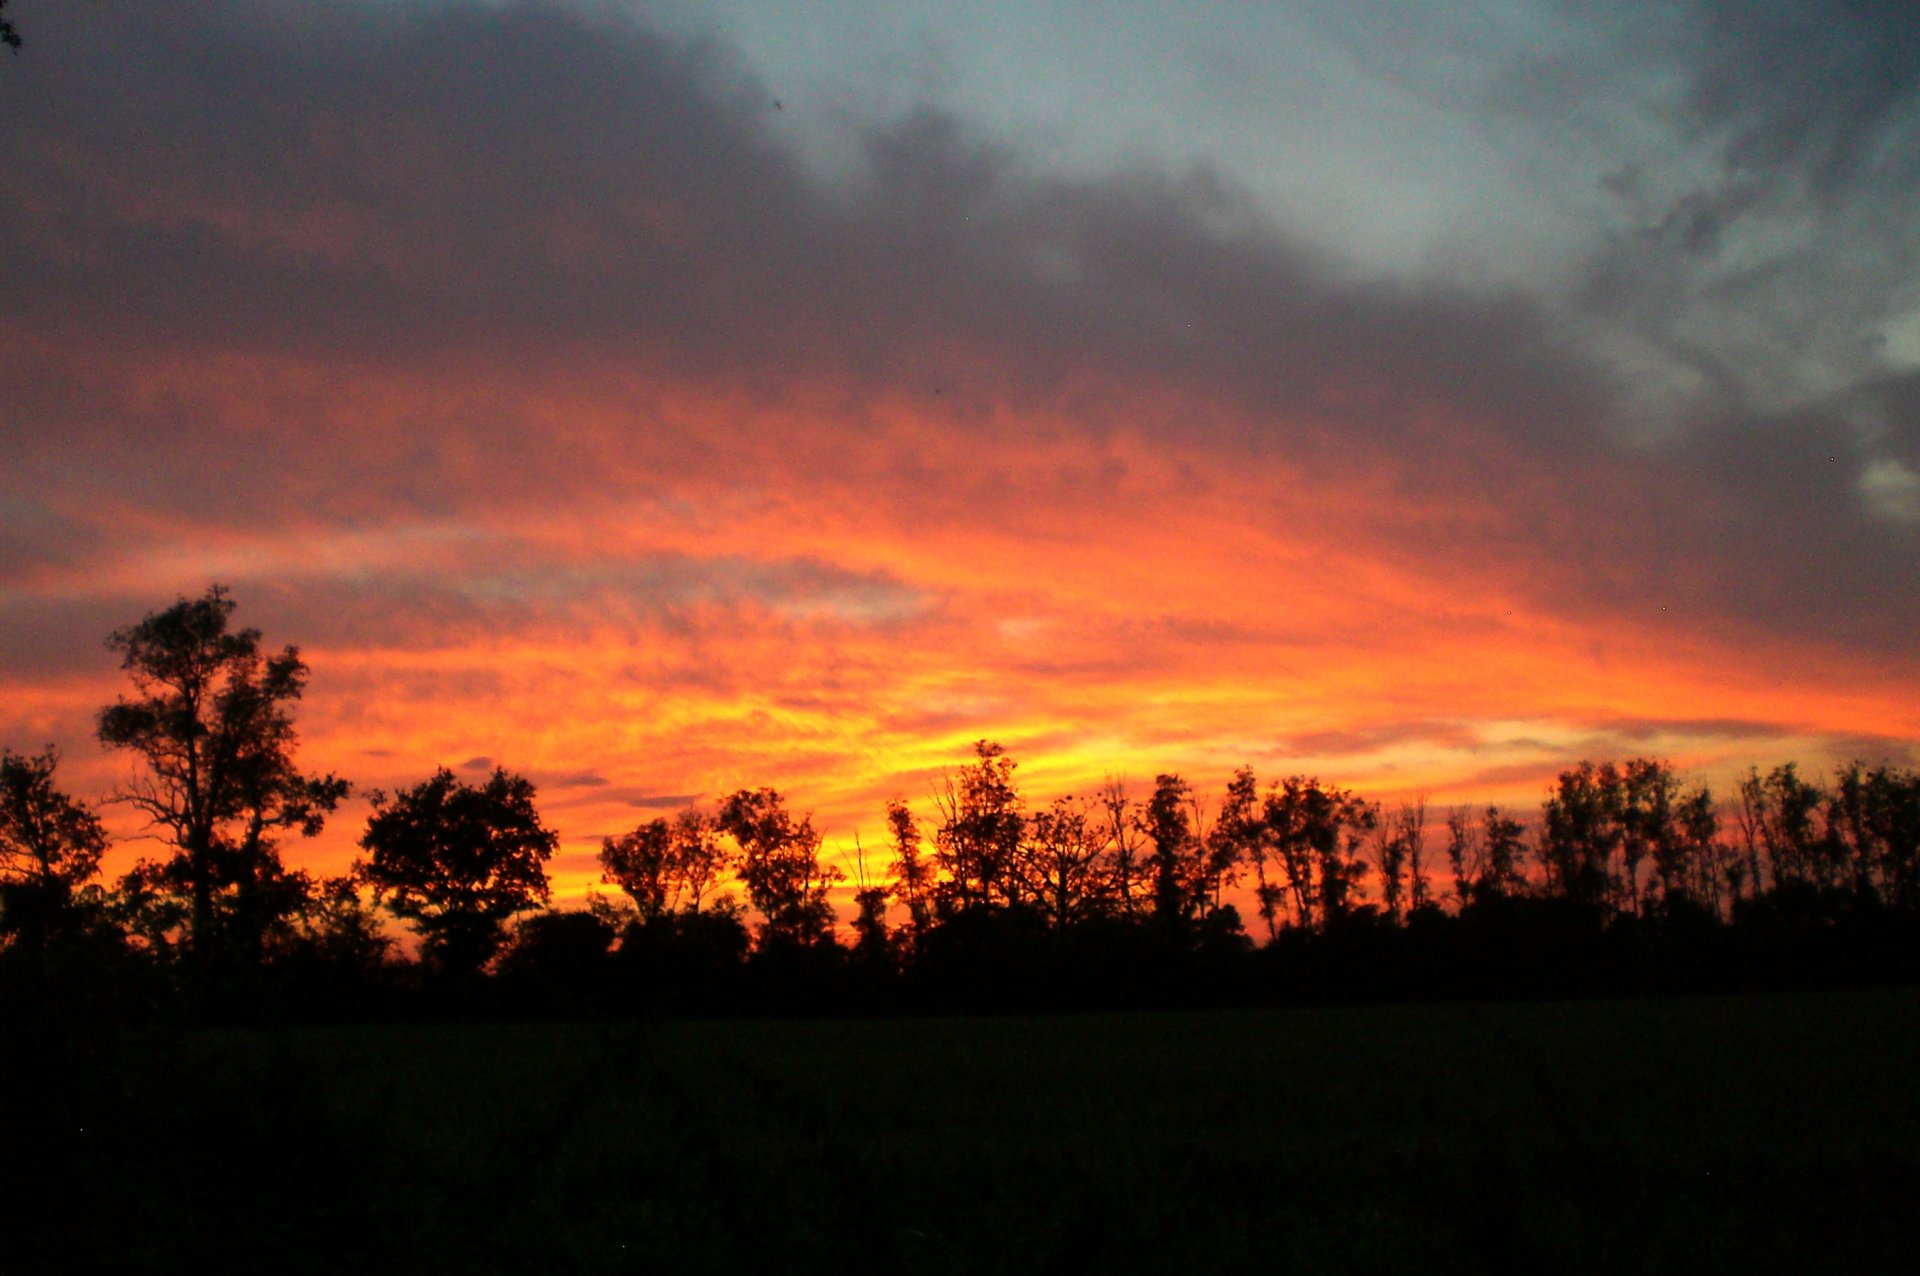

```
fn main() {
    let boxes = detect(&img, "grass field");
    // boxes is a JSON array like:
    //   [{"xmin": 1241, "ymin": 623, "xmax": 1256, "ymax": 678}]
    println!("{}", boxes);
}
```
[{"xmin": 24, "ymin": 988, "xmax": 1920, "ymax": 1272}]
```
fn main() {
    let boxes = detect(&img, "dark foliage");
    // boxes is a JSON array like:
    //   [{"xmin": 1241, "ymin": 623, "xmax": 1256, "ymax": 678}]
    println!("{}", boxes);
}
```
[
  {"xmin": 357, "ymin": 767, "xmax": 556, "ymax": 979},
  {"xmin": 96, "ymin": 586, "xmax": 348, "ymax": 972},
  {"xmin": 0, "ymin": 748, "xmax": 109, "ymax": 949}
]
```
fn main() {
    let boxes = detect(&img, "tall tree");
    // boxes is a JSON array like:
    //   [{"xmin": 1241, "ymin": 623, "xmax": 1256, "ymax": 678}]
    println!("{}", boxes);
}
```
[
  {"xmin": 1820, "ymin": 763, "xmax": 1920, "ymax": 907},
  {"xmin": 1018, "ymin": 794, "xmax": 1113, "ymax": 932},
  {"xmin": 0, "ymin": 747, "xmax": 109, "ymax": 947},
  {"xmin": 1447, "ymin": 805, "xmax": 1528, "ymax": 908},
  {"xmin": 1445, "ymin": 806, "xmax": 1477, "ymax": 910},
  {"xmin": 1479, "ymin": 806, "xmax": 1528, "ymax": 902},
  {"xmin": 357, "ymin": 767, "xmax": 556, "ymax": 977},
  {"xmin": 1217, "ymin": 767, "xmax": 1279, "ymax": 939},
  {"xmin": 1097, "ymin": 778, "xmax": 1146, "ymax": 919},
  {"xmin": 600, "ymin": 806, "xmax": 732, "ymax": 921},
  {"xmin": 1403, "ymin": 799, "xmax": 1433, "ymax": 913},
  {"xmin": 1620, "ymin": 759, "xmax": 1692, "ymax": 915},
  {"xmin": 1540, "ymin": 762, "xmax": 1625, "ymax": 912},
  {"xmin": 1143, "ymin": 774, "xmax": 1202, "ymax": 929},
  {"xmin": 1262, "ymin": 776, "xmax": 1373, "ymax": 931},
  {"xmin": 1741, "ymin": 763, "xmax": 1828, "ymax": 895},
  {"xmin": 932, "ymin": 742, "xmax": 1025, "ymax": 914},
  {"xmin": 1674, "ymin": 785, "xmax": 1731, "ymax": 915},
  {"xmin": 716, "ymin": 788, "xmax": 840, "ymax": 949},
  {"xmin": 1315, "ymin": 793, "xmax": 1376, "ymax": 927},
  {"xmin": 96, "ymin": 586, "xmax": 347, "ymax": 964},
  {"xmin": 885, "ymin": 799, "xmax": 934, "ymax": 952},
  {"xmin": 848, "ymin": 836, "xmax": 893, "ymax": 967},
  {"xmin": 1841, "ymin": 766, "xmax": 1920, "ymax": 910}
]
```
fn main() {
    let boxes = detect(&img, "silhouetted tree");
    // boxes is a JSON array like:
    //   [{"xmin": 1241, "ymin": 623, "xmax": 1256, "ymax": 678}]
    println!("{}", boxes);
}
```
[
  {"xmin": 1740, "ymin": 763, "xmax": 1828, "ymax": 895},
  {"xmin": 1216, "ymin": 767, "xmax": 1274, "ymax": 935},
  {"xmin": 1, "ymin": 2, "xmax": 19, "ymax": 55},
  {"xmin": 287, "ymin": 874, "xmax": 392, "ymax": 973},
  {"xmin": 1618, "ymin": 758, "xmax": 1709, "ymax": 915},
  {"xmin": 599, "ymin": 819, "xmax": 675, "ymax": 920},
  {"xmin": 1878, "ymin": 766, "xmax": 1920, "ymax": 911},
  {"xmin": 1445, "ymin": 806, "xmax": 1476, "ymax": 910},
  {"xmin": 96, "ymin": 586, "xmax": 347, "ymax": 966},
  {"xmin": 716, "ymin": 788, "xmax": 840, "ymax": 949},
  {"xmin": 1732, "ymin": 768, "xmax": 1767, "ymax": 906},
  {"xmin": 1634, "ymin": 769, "xmax": 1724, "ymax": 916},
  {"xmin": 1446, "ymin": 804, "xmax": 1528, "ymax": 909},
  {"xmin": 1018, "ymin": 794, "xmax": 1112, "ymax": 932},
  {"xmin": 1480, "ymin": 806, "xmax": 1527, "ymax": 903},
  {"xmin": 1675, "ymin": 784, "xmax": 1733, "ymax": 915},
  {"xmin": 1370, "ymin": 797, "xmax": 1429, "ymax": 922},
  {"xmin": 1225, "ymin": 770, "xmax": 1287, "ymax": 943},
  {"xmin": 357, "ymin": 767, "xmax": 556, "ymax": 978},
  {"xmin": 600, "ymin": 806, "xmax": 732, "ymax": 921},
  {"xmin": 1195, "ymin": 781, "xmax": 1241, "ymax": 913},
  {"xmin": 1540, "ymin": 762, "xmax": 1625, "ymax": 912},
  {"xmin": 1143, "ymin": 774, "xmax": 1204, "ymax": 930},
  {"xmin": 1262, "ymin": 776, "xmax": 1372, "ymax": 931},
  {"xmin": 848, "ymin": 837, "xmax": 892, "ymax": 969},
  {"xmin": 123, "ymin": 852, "xmax": 323, "ymax": 968},
  {"xmin": 1370, "ymin": 821, "xmax": 1406, "ymax": 923},
  {"xmin": 1821, "ymin": 763, "xmax": 1920, "ymax": 908},
  {"xmin": 1401, "ymin": 799, "xmax": 1433, "ymax": 913},
  {"xmin": 0, "ymin": 747, "xmax": 108, "ymax": 948},
  {"xmin": 107, "ymin": 858, "xmax": 191, "ymax": 958},
  {"xmin": 1316, "ymin": 794, "xmax": 1376, "ymax": 927},
  {"xmin": 932, "ymin": 742, "xmax": 1024, "ymax": 914},
  {"xmin": 1097, "ymin": 777, "xmax": 1146, "ymax": 918},
  {"xmin": 607, "ymin": 892, "xmax": 751, "ymax": 1011},
  {"xmin": 885, "ymin": 799, "xmax": 934, "ymax": 953}
]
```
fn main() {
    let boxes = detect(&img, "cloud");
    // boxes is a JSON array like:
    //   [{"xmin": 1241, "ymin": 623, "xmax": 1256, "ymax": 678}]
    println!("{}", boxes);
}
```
[
  {"xmin": 545, "ymin": 771, "xmax": 611, "ymax": 790},
  {"xmin": 622, "ymin": 793, "xmax": 703, "ymax": 811},
  {"xmin": 1861, "ymin": 458, "xmax": 1920, "ymax": 524},
  {"xmin": 10, "ymin": 1, "xmax": 1904, "ymax": 659},
  {"xmin": 1, "ymin": 1, "xmax": 1916, "ymax": 894}
]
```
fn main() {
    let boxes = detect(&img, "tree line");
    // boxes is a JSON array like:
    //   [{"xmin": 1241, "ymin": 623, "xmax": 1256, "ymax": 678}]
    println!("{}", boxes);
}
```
[{"xmin": 5, "ymin": 586, "xmax": 1919, "ymax": 1018}]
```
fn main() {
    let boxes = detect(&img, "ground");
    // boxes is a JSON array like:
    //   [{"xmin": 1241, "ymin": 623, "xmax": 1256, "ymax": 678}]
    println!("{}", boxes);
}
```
[{"xmin": 18, "ymin": 988, "xmax": 1920, "ymax": 1273}]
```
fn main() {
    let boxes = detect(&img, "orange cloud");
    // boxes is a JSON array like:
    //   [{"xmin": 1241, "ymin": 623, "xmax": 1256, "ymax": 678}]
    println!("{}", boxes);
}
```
[{"xmin": 4, "ymin": 2, "xmax": 1916, "ymax": 924}]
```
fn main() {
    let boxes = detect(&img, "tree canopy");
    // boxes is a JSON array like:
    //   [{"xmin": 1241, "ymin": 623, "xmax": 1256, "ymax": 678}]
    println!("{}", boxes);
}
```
[
  {"xmin": 95, "ymin": 586, "xmax": 346, "ymax": 964},
  {"xmin": 0, "ymin": 747, "xmax": 108, "ymax": 947},
  {"xmin": 357, "ymin": 766, "xmax": 556, "ymax": 977}
]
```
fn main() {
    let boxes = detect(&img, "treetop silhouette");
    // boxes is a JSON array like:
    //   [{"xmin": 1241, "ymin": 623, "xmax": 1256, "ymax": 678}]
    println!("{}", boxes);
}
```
[
  {"xmin": 0, "ymin": 747, "xmax": 109, "ymax": 948},
  {"xmin": 357, "ymin": 766, "xmax": 556, "ymax": 977},
  {"xmin": 95, "ymin": 585, "xmax": 347, "ymax": 966},
  {"xmin": 9, "ymin": 584, "xmax": 1920, "ymax": 1017}
]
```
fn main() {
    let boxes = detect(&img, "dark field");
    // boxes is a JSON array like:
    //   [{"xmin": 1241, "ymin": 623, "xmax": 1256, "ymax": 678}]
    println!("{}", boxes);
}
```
[{"xmin": 21, "ymin": 989, "xmax": 1920, "ymax": 1273}]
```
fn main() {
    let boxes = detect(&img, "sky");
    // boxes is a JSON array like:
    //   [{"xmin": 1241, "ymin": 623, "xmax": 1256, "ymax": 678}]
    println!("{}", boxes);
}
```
[{"xmin": 3, "ymin": 0, "xmax": 1918, "ymax": 905}]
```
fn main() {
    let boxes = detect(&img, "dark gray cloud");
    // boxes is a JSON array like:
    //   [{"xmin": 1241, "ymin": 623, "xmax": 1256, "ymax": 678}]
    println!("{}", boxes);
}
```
[
  {"xmin": 1589, "ymin": 716, "xmax": 1791, "ymax": 745},
  {"xmin": 1585, "ymin": 2, "xmax": 1920, "ymax": 410},
  {"xmin": 1, "ymin": 0, "xmax": 1915, "ymax": 667},
  {"xmin": 543, "ymin": 771, "xmax": 610, "ymax": 789},
  {"xmin": 0, "ymin": 1, "xmax": 1603, "ymax": 432},
  {"xmin": 622, "ymin": 792, "xmax": 702, "ymax": 811},
  {"xmin": 1283, "ymin": 721, "xmax": 1483, "ymax": 759}
]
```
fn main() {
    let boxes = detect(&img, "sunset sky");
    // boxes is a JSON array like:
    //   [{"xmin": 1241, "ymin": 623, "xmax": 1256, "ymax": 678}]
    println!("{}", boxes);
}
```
[{"xmin": 3, "ymin": 1, "xmax": 1918, "ymax": 907}]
